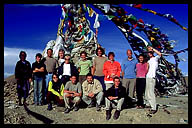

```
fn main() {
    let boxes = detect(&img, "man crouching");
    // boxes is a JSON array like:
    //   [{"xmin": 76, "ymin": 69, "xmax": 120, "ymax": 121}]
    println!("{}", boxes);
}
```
[
  {"xmin": 63, "ymin": 75, "xmax": 82, "ymax": 113},
  {"xmin": 105, "ymin": 77, "xmax": 126, "ymax": 120},
  {"xmin": 82, "ymin": 73, "xmax": 104, "ymax": 111}
]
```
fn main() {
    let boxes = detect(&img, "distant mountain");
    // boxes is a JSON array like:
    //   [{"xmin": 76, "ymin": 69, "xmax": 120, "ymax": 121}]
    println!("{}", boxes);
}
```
[{"xmin": 4, "ymin": 75, "xmax": 16, "ymax": 84}]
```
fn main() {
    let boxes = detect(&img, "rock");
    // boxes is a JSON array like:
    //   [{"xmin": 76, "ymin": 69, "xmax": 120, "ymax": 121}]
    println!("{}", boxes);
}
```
[{"xmin": 42, "ymin": 4, "xmax": 103, "ymax": 66}]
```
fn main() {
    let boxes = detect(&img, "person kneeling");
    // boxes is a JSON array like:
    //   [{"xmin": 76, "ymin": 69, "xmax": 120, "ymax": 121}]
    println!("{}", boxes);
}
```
[
  {"xmin": 63, "ymin": 75, "xmax": 82, "ymax": 114},
  {"xmin": 46, "ymin": 74, "xmax": 64, "ymax": 111},
  {"xmin": 82, "ymin": 73, "xmax": 104, "ymax": 111},
  {"xmin": 105, "ymin": 77, "xmax": 126, "ymax": 120}
]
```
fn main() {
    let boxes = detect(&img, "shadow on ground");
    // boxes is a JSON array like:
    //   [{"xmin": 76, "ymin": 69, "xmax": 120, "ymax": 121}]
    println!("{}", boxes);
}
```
[{"xmin": 24, "ymin": 104, "xmax": 54, "ymax": 124}]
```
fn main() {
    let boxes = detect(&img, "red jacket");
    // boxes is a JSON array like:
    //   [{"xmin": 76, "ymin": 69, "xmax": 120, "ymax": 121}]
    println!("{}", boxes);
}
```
[{"xmin": 103, "ymin": 60, "xmax": 121, "ymax": 82}]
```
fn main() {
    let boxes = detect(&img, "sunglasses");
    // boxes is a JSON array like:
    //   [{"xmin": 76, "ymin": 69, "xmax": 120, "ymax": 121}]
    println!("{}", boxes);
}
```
[{"xmin": 53, "ymin": 77, "xmax": 58, "ymax": 79}]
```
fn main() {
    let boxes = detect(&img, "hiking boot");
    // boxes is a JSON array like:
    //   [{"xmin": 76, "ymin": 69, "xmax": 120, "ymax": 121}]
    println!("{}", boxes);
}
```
[
  {"xmin": 64, "ymin": 108, "xmax": 70, "ymax": 114},
  {"xmin": 19, "ymin": 102, "xmax": 23, "ymax": 106},
  {"xmin": 113, "ymin": 110, "xmax": 120, "ymax": 120},
  {"xmin": 96, "ymin": 103, "xmax": 101, "ymax": 111},
  {"xmin": 23, "ymin": 101, "xmax": 29, "ymax": 106},
  {"xmin": 149, "ymin": 109, "xmax": 157, "ymax": 114},
  {"xmin": 74, "ymin": 106, "xmax": 79, "ymax": 111},
  {"xmin": 39, "ymin": 102, "xmax": 43, "ymax": 106},
  {"xmin": 106, "ymin": 110, "xmax": 111, "ymax": 120},
  {"xmin": 145, "ymin": 104, "xmax": 151, "ymax": 108},
  {"xmin": 47, "ymin": 104, "xmax": 52, "ymax": 111},
  {"xmin": 87, "ymin": 101, "xmax": 95, "ymax": 108}
]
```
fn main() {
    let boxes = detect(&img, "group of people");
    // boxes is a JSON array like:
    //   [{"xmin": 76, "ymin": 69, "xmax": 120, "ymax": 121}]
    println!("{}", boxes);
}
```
[{"xmin": 15, "ymin": 46, "xmax": 162, "ymax": 120}]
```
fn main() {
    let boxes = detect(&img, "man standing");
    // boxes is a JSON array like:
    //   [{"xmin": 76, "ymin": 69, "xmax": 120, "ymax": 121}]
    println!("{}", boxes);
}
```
[
  {"xmin": 63, "ymin": 75, "xmax": 82, "ymax": 113},
  {"xmin": 43, "ymin": 48, "xmax": 58, "ymax": 103},
  {"xmin": 77, "ymin": 51, "xmax": 93, "ymax": 84},
  {"xmin": 92, "ymin": 47, "xmax": 107, "ymax": 91},
  {"xmin": 82, "ymin": 73, "xmax": 104, "ymax": 111},
  {"xmin": 58, "ymin": 54, "xmax": 78, "ymax": 86},
  {"xmin": 32, "ymin": 53, "xmax": 46, "ymax": 106},
  {"xmin": 105, "ymin": 77, "xmax": 126, "ymax": 120},
  {"xmin": 121, "ymin": 49, "xmax": 137, "ymax": 104},
  {"xmin": 103, "ymin": 52, "xmax": 121, "ymax": 90},
  {"xmin": 15, "ymin": 51, "xmax": 32, "ymax": 106},
  {"xmin": 145, "ymin": 46, "xmax": 162, "ymax": 114},
  {"xmin": 57, "ymin": 49, "xmax": 65, "ymax": 66}
]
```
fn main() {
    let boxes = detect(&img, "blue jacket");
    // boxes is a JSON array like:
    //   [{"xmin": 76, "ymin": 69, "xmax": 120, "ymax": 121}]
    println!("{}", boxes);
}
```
[{"xmin": 121, "ymin": 58, "xmax": 137, "ymax": 79}]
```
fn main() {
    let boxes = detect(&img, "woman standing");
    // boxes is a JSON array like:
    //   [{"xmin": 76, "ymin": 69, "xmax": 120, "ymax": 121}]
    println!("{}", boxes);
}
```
[
  {"xmin": 136, "ymin": 54, "xmax": 148, "ymax": 108},
  {"xmin": 15, "ymin": 51, "xmax": 32, "ymax": 106}
]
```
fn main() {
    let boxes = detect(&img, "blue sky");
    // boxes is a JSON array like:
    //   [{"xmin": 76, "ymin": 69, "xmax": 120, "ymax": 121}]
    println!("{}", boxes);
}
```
[{"xmin": 4, "ymin": 4, "xmax": 188, "ymax": 78}]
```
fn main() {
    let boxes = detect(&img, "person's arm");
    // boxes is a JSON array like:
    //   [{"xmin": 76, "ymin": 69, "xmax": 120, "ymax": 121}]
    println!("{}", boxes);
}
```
[
  {"xmin": 148, "ymin": 46, "xmax": 162, "ymax": 57},
  {"xmin": 121, "ymin": 61, "xmax": 125, "ymax": 78},
  {"xmin": 146, "ymin": 62, "xmax": 149, "ymax": 74},
  {"xmin": 109, "ymin": 96, "xmax": 118, "ymax": 100},
  {"xmin": 15, "ymin": 61, "xmax": 20, "ymax": 80},
  {"xmin": 38, "ymin": 67, "xmax": 45, "ymax": 72},
  {"xmin": 82, "ymin": 82, "xmax": 89, "ymax": 96},
  {"xmin": 103, "ymin": 62, "xmax": 109, "ymax": 78},
  {"xmin": 92, "ymin": 66, "xmax": 96, "ymax": 75},
  {"xmin": 93, "ymin": 80, "xmax": 103, "ymax": 95},
  {"xmin": 74, "ymin": 82, "xmax": 82, "ymax": 97},
  {"xmin": 48, "ymin": 81, "xmax": 61, "ymax": 97},
  {"xmin": 116, "ymin": 62, "xmax": 121, "ymax": 77},
  {"xmin": 91, "ymin": 59, "xmax": 96, "ymax": 75},
  {"xmin": 34, "ymin": 66, "xmax": 45, "ymax": 72},
  {"xmin": 28, "ymin": 62, "xmax": 32, "ymax": 82},
  {"xmin": 89, "ymin": 60, "xmax": 93, "ymax": 75}
]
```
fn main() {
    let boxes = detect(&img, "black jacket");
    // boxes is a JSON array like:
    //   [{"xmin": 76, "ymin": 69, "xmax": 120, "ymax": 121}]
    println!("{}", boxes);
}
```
[
  {"xmin": 15, "ymin": 60, "xmax": 32, "ymax": 80},
  {"xmin": 32, "ymin": 61, "xmax": 46, "ymax": 78},
  {"xmin": 57, "ymin": 62, "xmax": 78, "ymax": 77},
  {"xmin": 104, "ymin": 84, "xmax": 126, "ymax": 100}
]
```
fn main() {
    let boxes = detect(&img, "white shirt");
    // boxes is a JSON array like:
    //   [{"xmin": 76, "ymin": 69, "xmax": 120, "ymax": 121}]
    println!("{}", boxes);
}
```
[
  {"xmin": 146, "ymin": 55, "xmax": 160, "ymax": 78},
  {"xmin": 63, "ymin": 63, "xmax": 71, "ymax": 76}
]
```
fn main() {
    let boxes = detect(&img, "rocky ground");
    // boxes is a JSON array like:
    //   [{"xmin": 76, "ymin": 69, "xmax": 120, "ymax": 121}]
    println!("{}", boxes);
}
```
[{"xmin": 4, "ymin": 75, "xmax": 188, "ymax": 124}]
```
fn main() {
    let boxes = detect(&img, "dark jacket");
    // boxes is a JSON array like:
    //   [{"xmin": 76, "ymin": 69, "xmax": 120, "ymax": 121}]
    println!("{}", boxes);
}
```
[
  {"xmin": 32, "ymin": 61, "xmax": 46, "ymax": 78},
  {"xmin": 57, "ymin": 62, "xmax": 78, "ymax": 77},
  {"xmin": 15, "ymin": 60, "xmax": 32, "ymax": 80},
  {"xmin": 104, "ymin": 84, "xmax": 126, "ymax": 100}
]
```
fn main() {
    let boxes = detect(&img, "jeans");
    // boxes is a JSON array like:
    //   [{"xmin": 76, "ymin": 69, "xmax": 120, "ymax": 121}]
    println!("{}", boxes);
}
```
[
  {"xmin": 136, "ymin": 78, "xmax": 146, "ymax": 106},
  {"xmin": 93, "ymin": 76, "xmax": 105, "ymax": 91},
  {"xmin": 33, "ymin": 76, "xmax": 43, "ymax": 104},
  {"xmin": 45, "ymin": 74, "xmax": 53, "ymax": 99},
  {"xmin": 17, "ymin": 79, "xmax": 30, "ymax": 99}
]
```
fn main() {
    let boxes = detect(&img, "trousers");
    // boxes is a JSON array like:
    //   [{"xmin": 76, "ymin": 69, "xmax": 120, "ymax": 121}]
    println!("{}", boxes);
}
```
[
  {"xmin": 82, "ymin": 91, "xmax": 104, "ymax": 105},
  {"xmin": 122, "ymin": 78, "xmax": 136, "ymax": 99},
  {"xmin": 145, "ymin": 78, "xmax": 157, "ymax": 110},
  {"xmin": 105, "ymin": 97, "xmax": 125, "ymax": 111}
]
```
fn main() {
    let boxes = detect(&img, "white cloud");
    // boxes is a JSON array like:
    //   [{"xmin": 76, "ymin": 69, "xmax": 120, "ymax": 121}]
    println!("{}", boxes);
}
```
[
  {"xmin": 4, "ymin": 47, "xmax": 43, "ymax": 78},
  {"xmin": 4, "ymin": 72, "xmax": 14, "ymax": 79}
]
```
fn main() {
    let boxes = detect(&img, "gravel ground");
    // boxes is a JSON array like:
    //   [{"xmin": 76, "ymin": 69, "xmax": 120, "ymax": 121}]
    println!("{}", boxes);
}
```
[{"xmin": 4, "ymin": 75, "xmax": 188, "ymax": 124}]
